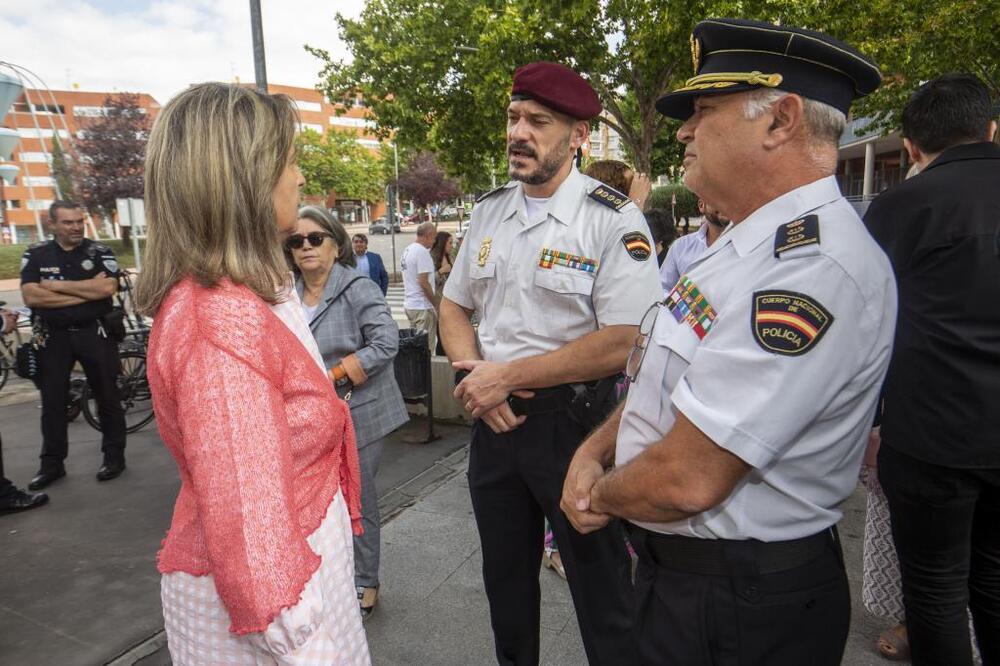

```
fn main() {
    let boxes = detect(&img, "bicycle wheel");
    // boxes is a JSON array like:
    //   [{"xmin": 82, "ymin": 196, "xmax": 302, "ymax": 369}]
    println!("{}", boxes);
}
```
[{"xmin": 82, "ymin": 351, "xmax": 156, "ymax": 434}]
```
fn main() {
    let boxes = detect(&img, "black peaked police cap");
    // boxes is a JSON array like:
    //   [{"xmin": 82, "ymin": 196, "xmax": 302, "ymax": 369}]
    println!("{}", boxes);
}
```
[{"xmin": 656, "ymin": 18, "xmax": 882, "ymax": 121}]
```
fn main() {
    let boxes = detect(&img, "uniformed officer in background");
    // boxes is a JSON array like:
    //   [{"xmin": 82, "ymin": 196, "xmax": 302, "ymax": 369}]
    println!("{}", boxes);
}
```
[
  {"xmin": 440, "ymin": 62, "xmax": 662, "ymax": 665},
  {"xmin": 20, "ymin": 200, "xmax": 127, "ymax": 490},
  {"xmin": 561, "ymin": 19, "xmax": 896, "ymax": 665}
]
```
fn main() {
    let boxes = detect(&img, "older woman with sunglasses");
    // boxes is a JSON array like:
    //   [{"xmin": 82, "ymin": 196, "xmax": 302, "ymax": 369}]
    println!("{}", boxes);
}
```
[{"xmin": 286, "ymin": 206, "xmax": 408, "ymax": 620}]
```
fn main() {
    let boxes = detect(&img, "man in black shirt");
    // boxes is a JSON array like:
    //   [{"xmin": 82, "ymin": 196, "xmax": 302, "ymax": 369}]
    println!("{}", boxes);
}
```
[
  {"xmin": 864, "ymin": 74, "xmax": 1000, "ymax": 665},
  {"xmin": 20, "ymin": 201, "xmax": 127, "ymax": 490}
]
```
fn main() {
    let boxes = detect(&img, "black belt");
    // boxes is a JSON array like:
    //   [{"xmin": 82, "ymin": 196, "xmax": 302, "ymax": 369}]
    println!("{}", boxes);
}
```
[
  {"xmin": 628, "ymin": 523, "xmax": 837, "ymax": 576},
  {"xmin": 507, "ymin": 384, "xmax": 578, "ymax": 417},
  {"xmin": 45, "ymin": 320, "xmax": 98, "ymax": 333}
]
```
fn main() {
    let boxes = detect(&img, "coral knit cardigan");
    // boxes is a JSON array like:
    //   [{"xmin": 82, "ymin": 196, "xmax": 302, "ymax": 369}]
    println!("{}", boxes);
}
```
[{"xmin": 148, "ymin": 277, "xmax": 363, "ymax": 635}]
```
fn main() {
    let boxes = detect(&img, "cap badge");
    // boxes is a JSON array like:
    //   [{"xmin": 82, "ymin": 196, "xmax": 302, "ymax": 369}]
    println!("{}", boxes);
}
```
[
  {"xmin": 478, "ymin": 237, "xmax": 492, "ymax": 267},
  {"xmin": 690, "ymin": 35, "xmax": 701, "ymax": 74}
]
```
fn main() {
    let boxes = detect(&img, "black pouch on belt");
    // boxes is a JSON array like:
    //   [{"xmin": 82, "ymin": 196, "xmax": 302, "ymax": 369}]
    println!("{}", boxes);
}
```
[
  {"xmin": 99, "ymin": 308, "xmax": 127, "ymax": 343},
  {"xmin": 568, "ymin": 373, "xmax": 624, "ymax": 431}
]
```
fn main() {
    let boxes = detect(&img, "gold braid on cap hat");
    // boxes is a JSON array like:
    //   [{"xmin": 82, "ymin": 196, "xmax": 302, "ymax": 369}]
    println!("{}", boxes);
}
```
[{"xmin": 673, "ymin": 70, "xmax": 784, "ymax": 93}]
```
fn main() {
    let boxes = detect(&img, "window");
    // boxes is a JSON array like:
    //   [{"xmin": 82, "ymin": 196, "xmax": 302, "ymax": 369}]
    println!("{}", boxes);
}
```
[
  {"xmin": 27, "ymin": 199, "xmax": 54, "ymax": 210},
  {"xmin": 73, "ymin": 106, "xmax": 107, "ymax": 117},
  {"xmin": 329, "ymin": 116, "xmax": 374, "ymax": 129},
  {"xmin": 18, "ymin": 152, "xmax": 51, "ymax": 163},
  {"xmin": 17, "ymin": 128, "xmax": 69, "ymax": 139},
  {"xmin": 294, "ymin": 100, "xmax": 322, "ymax": 113},
  {"xmin": 24, "ymin": 176, "xmax": 55, "ymax": 187},
  {"xmin": 356, "ymin": 138, "xmax": 380, "ymax": 148},
  {"xmin": 3, "ymin": 199, "xmax": 22, "ymax": 210},
  {"xmin": 29, "ymin": 103, "xmax": 65, "ymax": 115},
  {"xmin": 299, "ymin": 122, "xmax": 324, "ymax": 134}
]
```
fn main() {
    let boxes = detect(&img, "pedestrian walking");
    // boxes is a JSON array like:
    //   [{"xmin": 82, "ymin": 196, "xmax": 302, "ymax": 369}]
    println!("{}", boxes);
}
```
[{"xmin": 352, "ymin": 233, "xmax": 390, "ymax": 295}]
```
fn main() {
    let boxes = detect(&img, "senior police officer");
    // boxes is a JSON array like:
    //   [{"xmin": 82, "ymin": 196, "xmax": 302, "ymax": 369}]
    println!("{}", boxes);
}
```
[
  {"xmin": 440, "ymin": 62, "xmax": 662, "ymax": 665},
  {"xmin": 21, "ymin": 200, "xmax": 127, "ymax": 490},
  {"xmin": 560, "ymin": 19, "xmax": 897, "ymax": 665}
]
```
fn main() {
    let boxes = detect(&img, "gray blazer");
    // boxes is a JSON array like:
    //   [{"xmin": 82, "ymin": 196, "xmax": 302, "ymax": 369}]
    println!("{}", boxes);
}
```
[{"xmin": 297, "ymin": 262, "xmax": 409, "ymax": 448}]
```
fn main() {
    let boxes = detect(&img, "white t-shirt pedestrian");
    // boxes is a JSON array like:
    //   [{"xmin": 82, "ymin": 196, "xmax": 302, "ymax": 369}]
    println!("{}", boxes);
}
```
[{"xmin": 401, "ymin": 241, "xmax": 436, "ymax": 310}]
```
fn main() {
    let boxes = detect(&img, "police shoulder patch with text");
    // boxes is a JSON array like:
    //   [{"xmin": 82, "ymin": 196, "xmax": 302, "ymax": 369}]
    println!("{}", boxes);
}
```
[
  {"xmin": 621, "ymin": 232, "xmax": 652, "ymax": 261},
  {"xmin": 752, "ymin": 290, "xmax": 833, "ymax": 356}
]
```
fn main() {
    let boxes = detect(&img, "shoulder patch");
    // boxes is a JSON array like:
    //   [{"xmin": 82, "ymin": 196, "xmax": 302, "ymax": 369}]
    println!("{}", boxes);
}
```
[
  {"xmin": 774, "ymin": 214, "xmax": 819, "ymax": 257},
  {"xmin": 752, "ymin": 290, "xmax": 833, "ymax": 356},
  {"xmin": 621, "ymin": 231, "xmax": 652, "ymax": 262},
  {"xmin": 588, "ymin": 184, "xmax": 630, "ymax": 211}
]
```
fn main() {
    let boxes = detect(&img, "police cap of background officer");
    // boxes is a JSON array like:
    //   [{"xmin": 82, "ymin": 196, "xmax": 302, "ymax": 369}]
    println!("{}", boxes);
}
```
[{"xmin": 656, "ymin": 18, "xmax": 882, "ymax": 121}]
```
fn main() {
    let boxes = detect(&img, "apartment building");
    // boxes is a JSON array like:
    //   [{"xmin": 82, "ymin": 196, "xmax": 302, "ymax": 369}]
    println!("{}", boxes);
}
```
[
  {"xmin": 264, "ymin": 83, "xmax": 388, "ymax": 223},
  {"xmin": 0, "ymin": 88, "xmax": 160, "ymax": 243}
]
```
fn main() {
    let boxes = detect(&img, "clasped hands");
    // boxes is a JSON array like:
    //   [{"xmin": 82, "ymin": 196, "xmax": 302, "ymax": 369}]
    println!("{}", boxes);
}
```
[
  {"xmin": 560, "ymin": 444, "xmax": 613, "ymax": 534},
  {"xmin": 452, "ymin": 359, "xmax": 533, "ymax": 434}
]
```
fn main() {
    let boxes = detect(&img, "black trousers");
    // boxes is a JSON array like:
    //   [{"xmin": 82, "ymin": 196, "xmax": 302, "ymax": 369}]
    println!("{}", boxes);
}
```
[
  {"xmin": 467, "ymin": 411, "xmax": 635, "ymax": 666},
  {"xmin": 37, "ymin": 322, "xmax": 126, "ymax": 472},
  {"xmin": 879, "ymin": 445, "xmax": 1000, "ymax": 666},
  {"xmin": 0, "ymin": 434, "xmax": 14, "ymax": 498},
  {"xmin": 629, "ymin": 527, "xmax": 850, "ymax": 666}
]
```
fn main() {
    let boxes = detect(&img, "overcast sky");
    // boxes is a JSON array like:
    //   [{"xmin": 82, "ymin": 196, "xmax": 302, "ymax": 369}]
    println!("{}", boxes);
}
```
[{"xmin": 0, "ymin": 0, "xmax": 365, "ymax": 104}]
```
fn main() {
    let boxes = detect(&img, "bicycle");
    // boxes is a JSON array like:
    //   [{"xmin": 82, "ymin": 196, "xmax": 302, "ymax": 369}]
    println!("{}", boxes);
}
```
[
  {"xmin": 79, "ymin": 271, "xmax": 156, "ymax": 434},
  {"xmin": 0, "ymin": 301, "xmax": 31, "ymax": 392}
]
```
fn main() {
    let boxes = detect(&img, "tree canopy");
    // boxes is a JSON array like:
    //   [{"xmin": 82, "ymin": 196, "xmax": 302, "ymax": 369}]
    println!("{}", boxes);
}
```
[
  {"xmin": 295, "ymin": 127, "xmax": 385, "ymax": 202},
  {"xmin": 396, "ymin": 151, "xmax": 461, "ymax": 212},
  {"xmin": 311, "ymin": 0, "xmax": 1000, "ymax": 187},
  {"xmin": 73, "ymin": 93, "xmax": 150, "ymax": 218}
]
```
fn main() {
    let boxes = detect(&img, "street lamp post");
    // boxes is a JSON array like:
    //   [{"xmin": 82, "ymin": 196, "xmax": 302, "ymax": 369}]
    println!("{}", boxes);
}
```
[{"xmin": 249, "ymin": 0, "xmax": 268, "ymax": 93}]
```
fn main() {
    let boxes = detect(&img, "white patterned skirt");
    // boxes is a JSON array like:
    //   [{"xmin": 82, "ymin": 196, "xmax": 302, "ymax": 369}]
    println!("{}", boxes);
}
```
[{"xmin": 161, "ymin": 490, "xmax": 371, "ymax": 665}]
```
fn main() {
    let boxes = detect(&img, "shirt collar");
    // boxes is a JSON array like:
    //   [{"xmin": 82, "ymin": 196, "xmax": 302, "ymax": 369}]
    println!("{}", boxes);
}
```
[
  {"xmin": 726, "ymin": 176, "xmax": 843, "ymax": 257},
  {"xmin": 499, "ymin": 166, "xmax": 587, "ymax": 227}
]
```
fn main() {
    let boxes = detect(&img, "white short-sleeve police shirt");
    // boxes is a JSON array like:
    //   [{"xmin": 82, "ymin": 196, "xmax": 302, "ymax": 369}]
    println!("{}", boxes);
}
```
[
  {"xmin": 444, "ymin": 168, "xmax": 663, "ymax": 363},
  {"xmin": 615, "ymin": 176, "xmax": 897, "ymax": 541}
]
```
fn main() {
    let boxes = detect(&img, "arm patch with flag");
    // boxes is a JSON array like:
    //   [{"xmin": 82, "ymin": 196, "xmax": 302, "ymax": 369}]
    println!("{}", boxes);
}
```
[{"xmin": 752, "ymin": 290, "xmax": 832, "ymax": 355}]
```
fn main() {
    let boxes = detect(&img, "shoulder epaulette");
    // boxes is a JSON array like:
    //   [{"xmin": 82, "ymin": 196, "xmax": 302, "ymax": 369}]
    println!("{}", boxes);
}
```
[
  {"xmin": 27, "ymin": 240, "xmax": 49, "ymax": 250},
  {"xmin": 91, "ymin": 242, "xmax": 112, "ymax": 253},
  {"xmin": 476, "ymin": 184, "xmax": 510, "ymax": 203},
  {"xmin": 588, "ymin": 184, "xmax": 631, "ymax": 212},
  {"xmin": 774, "ymin": 214, "xmax": 820, "ymax": 257}
]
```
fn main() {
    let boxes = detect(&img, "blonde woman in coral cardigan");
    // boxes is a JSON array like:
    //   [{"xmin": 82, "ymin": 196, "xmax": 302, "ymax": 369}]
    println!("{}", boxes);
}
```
[{"xmin": 136, "ymin": 83, "xmax": 370, "ymax": 664}]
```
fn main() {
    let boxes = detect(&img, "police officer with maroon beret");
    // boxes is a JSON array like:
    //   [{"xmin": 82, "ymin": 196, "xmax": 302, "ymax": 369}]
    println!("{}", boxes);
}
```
[{"xmin": 440, "ymin": 62, "xmax": 662, "ymax": 665}]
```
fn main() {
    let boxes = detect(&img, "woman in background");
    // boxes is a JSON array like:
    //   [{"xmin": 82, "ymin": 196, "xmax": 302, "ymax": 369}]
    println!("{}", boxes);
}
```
[
  {"xmin": 138, "ymin": 82, "xmax": 370, "ymax": 664},
  {"xmin": 288, "ymin": 205, "xmax": 408, "ymax": 621},
  {"xmin": 430, "ymin": 231, "xmax": 454, "ymax": 356}
]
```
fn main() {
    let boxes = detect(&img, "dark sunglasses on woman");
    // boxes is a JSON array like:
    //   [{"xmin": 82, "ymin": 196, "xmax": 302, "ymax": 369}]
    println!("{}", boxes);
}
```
[{"xmin": 285, "ymin": 232, "xmax": 333, "ymax": 250}]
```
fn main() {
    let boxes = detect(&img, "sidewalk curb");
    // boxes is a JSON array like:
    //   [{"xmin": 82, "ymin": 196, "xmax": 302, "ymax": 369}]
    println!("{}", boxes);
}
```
[
  {"xmin": 113, "ymin": 438, "xmax": 469, "ymax": 664},
  {"xmin": 105, "ymin": 630, "xmax": 167, "ymax": 666}
]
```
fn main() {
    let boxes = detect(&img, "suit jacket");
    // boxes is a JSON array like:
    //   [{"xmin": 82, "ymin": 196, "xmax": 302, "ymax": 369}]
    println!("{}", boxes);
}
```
[
  {"xmin": 297, "ymin": 262, "xmax": 408, "ymax": 448},
  {"xmin": 360, "ymin": 251, "xmax": 389, "ymax": 295},
  {"xmin": 864, "ymin": 141, "xmax": 1000, "ymax": 468}
]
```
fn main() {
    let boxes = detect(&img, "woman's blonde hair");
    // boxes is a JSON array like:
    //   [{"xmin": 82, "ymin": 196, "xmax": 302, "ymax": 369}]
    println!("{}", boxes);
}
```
[{"xmin": 136, "ymin": 82, "xmax": 299, "ymax": 315}]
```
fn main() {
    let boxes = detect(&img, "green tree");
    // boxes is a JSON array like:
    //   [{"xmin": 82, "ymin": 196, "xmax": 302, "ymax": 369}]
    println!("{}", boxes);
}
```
[
  {"xmin": 49, "ymin": 134, "xmax": 76, "ymax": 201},
  {"xmin": 780, "ymin": 0, "xmax": 1000, "ymax": 136},
  {"xmin": 310, "ymin": 0, "xmax": 753, "ymax": 187},
  {"xmin": 295, "ymin": 128, "xmax": 385, "ymax": 203}
]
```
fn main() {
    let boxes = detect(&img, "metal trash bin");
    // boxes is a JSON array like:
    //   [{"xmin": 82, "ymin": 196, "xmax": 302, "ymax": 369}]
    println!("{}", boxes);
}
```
[{"xmin": 394, "ymin": 328, "xmax": 429, "ymax": 399}]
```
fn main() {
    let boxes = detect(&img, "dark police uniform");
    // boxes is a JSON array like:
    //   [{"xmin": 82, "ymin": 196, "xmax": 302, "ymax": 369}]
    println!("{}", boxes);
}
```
[
  {"xmin": 443, "ymin": 62, "xmax": 663, "ymax": 666},
  {"xmin": 618, "ymin": 19, "xmax": 891, "ymax": 665},
  {"xmin": 20, "ymin": 238, "xmax": 126, "ymax": 475}
]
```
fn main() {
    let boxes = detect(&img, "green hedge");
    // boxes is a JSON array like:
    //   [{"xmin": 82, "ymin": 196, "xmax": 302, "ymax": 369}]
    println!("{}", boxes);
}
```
[
  {"xmin": 648, "ymin": 184, "xmax": 699, "ymax": 220},
  {"xmin": 0, "ymin": 239, "xmax": 146, "ymax": 281}
]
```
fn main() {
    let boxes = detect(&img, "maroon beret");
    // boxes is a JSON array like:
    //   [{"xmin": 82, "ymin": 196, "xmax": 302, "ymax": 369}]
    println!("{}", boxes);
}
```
[{"xmin": 511, "ymin": 62, "xmax": 602, "ymax": 120}]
